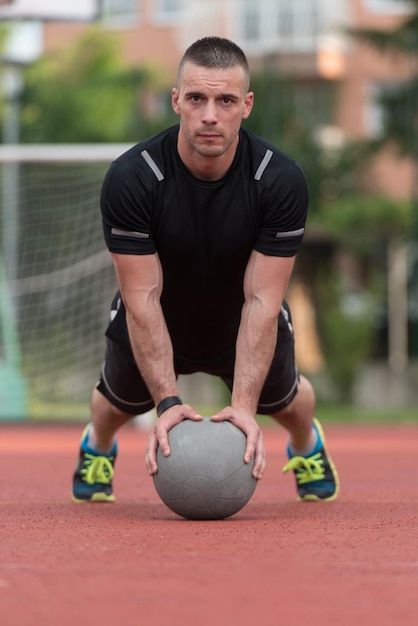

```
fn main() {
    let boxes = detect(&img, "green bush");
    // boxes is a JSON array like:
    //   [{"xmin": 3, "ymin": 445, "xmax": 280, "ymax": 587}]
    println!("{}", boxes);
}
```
[{"xmin": 316, "ymin": 274, "xmax": 376, "ymax": 403}]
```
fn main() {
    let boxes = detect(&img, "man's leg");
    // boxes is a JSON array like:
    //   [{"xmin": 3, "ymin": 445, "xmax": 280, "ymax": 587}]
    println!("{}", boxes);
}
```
[
  {"xmin": 270, "ymin": 375, "xmax": 317, "ymax": 452},
  {"xmin": 88, "ymin": 387, "xmax": 134, "ymax": 454},
  {"xmin": 271, "ymin": 375, "xmax": 339, "ymax": 502},
  {"xmin": 72, "ymin": 388, "xmax": 141, "ymax": 503},
  {"xmin": 72, "ymin": 335, "xmax": 155, "ymax": 502}
]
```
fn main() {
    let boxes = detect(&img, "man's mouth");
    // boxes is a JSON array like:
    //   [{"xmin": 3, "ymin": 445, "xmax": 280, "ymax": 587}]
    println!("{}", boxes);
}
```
[{"xmin": 199, "ymin": 133, "xmax": 220, "ymax": 139}]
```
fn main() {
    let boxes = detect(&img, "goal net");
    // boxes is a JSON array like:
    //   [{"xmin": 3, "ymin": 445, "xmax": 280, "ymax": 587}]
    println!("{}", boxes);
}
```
[{"xmin": 0, "ymin": 144, "xmax": 132, "ymax": 420}]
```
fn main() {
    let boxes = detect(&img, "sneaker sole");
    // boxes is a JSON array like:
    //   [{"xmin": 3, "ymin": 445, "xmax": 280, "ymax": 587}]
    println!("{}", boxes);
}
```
[
  {"xmin": 299, "ymin": 491, "xmax": 338, "ymax": 503},
  {"xmin": 72, "ymin": 493, "xmax": 115, "ymax": 503}
]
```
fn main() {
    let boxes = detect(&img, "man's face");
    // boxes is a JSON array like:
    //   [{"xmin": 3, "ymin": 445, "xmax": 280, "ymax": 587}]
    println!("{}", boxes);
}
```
[{"xmin": 172, "ymin": 61, "xmax": 254, "ymax": 159}]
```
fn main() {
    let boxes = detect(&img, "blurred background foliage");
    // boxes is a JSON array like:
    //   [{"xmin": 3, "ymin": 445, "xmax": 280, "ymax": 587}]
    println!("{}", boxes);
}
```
[
  {"xmin": 1, "ymin": 0, "xmax": 417, "ymax": 405},
  {"xmin": 347, "ymin": 0, "xmax": 418, "ymax": 160},
  {"xmin": 19, "ymin": 28, "xmax": 176, "ymax": 143}
]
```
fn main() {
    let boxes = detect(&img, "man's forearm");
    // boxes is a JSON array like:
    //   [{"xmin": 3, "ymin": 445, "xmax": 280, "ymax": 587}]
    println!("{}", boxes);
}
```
[
  {"xmin": 125, "ymin": 305, "xmax": 179, "ymax": 406},
  {"xmin": 110, "ymin": 251, "xmax": 180, "ymax": 408},
  {"xmin": 231, "ymin": 301, "xmax": 278, "ymax": 416}
]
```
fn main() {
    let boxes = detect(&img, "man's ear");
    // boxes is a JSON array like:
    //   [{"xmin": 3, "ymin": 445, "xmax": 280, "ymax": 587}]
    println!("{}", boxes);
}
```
[
  {"xmin": 172, "ymin": 88, "xmax": 180, "ymax": 115},
  {"xmin": 242, "ymin": 92, "xmax": 254, "ymax": 120}
]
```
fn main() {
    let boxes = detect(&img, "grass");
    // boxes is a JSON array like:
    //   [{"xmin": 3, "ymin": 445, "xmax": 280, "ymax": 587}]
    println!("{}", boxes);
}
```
[
  {"xmin": 27, "ymin": 400, "xmax": 90, "ymax": 422},
  {"xmin": 314, "ymin": 404, "xmax": 418, "ymax": 423},
  {"xmin": 197, "ymin": 403, "xmax": 418, "ymax": 424},
  {"xmin": 19, "ymin": 401, "xmax": 418, "ymax": 424}
]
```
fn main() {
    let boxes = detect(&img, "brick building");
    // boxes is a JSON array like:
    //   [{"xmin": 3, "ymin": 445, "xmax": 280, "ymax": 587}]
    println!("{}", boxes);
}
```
[
  {"xmin": 1, "ymin": 0, "xmax": 414, "ymax": 199},
  {"xmin": 1, "ymin": 0, "xmax": 416, "ymax": 406},
  {"xmin": 37, "ymin": 0, "xmax": 416, "ymax": 199}
]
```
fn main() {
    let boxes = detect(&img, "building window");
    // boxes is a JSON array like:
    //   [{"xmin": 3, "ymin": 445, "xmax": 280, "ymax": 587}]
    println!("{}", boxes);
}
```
[
  {"xmin": 364, "ymin": 81, "xmax": 399, "ymax": 138},
  {"xmin": 243, "ymin": 5, "xmax": 260, "ymax": 41},
  {"xmin": 239, "ymin": 0, "xmax": 329, "ymax": 54},
  {"xmin": 153, "ymin": 0, "xmax": 186, "ymax": 23},
  {"xmin": 101, "ymin": 0, "xmax": 139, "ymax": 26},
  {"xmin": 277, "ymin": 4, "xmax": 293, "ymax": 39},
  {"xmin": 363, "ymin": 0, "xmax": 413, "ymax": 14}
]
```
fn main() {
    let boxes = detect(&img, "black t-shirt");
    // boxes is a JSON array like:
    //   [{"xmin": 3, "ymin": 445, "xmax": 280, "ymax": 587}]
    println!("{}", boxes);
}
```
[{"xmin": 101, "ymin": 125, "xmax": 308, "ymax": 362}]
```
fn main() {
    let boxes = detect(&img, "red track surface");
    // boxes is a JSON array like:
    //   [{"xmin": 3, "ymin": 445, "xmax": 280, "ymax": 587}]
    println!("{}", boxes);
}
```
[{"xmin": 1, "ymin": 422, "xmax": 417, "ymax": 626}]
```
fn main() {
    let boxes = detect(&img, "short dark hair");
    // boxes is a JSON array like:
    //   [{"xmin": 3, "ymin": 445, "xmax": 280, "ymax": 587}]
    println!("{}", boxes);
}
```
[{"xmin": 177, "ymin": 37, "xmax": 250, "ymax": 90}]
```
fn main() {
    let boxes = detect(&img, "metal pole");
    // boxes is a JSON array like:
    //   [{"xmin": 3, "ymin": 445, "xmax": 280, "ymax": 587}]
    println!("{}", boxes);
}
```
[
  {"xmin": 1, "ymin": 64, "xmax": 21, "ymax": 291},
  {"xmin": 387, "ymin": 238, "xmax": 409, "ymax": 373}
]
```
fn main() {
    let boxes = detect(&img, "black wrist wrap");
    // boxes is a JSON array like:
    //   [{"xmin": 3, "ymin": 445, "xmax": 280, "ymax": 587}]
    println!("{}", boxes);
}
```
[{"xmin": 156, "ymin": 396, "xmax": 183, "ymax": 417}]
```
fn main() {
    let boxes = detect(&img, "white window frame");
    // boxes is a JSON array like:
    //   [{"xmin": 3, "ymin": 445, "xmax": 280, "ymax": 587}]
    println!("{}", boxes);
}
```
[
  {"xmin": 363, "ymin": 0, "xmax": 414, "ymax": 14},
  {"xmin": 152, "ymin": 0, "xmax": 186, "ymax": 24},
  {"xmin": 101, "ymin": 0, "xmax": 139, "ymax": 27},
  {"xmin": 364, "ymin": 82, "xmax": 385, "ymax": 138},
  {"xmin": 239, "ymin": 0, "xmax": 341, "ymax": 55},
  {"xmin": 364, "ymin": 81, "xmax": 402, "ymax": 139}
]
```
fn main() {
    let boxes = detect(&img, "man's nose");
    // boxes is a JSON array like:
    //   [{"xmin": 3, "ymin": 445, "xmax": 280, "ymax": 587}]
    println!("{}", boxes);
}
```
[{"xmin": 201, "ymin": 100, "xmax": 218, "ymax": 124}]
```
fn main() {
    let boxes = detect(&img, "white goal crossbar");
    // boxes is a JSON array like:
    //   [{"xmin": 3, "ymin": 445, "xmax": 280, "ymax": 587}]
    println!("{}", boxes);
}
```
[{"xmin": 0, "ymin": 144, "xmax": 134, "ymax": 163}]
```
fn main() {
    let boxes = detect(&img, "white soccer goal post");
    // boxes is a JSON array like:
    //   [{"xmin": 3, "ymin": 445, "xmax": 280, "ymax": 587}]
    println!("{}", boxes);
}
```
[
  {"xmin": 0, "ymin": 143, "xmax": 228, "ymax": 421},
  {"xmin": 0, "ymin": 143, "xmax": 132, "ymax": 420}
]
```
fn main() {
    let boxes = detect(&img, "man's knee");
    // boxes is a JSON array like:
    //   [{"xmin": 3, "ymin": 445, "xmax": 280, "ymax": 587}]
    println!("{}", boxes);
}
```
[
  {"xmin": 271, "ymin": 375, "xmax": 315, "ymax": 421},
  {"xmin": 91, "ymin": 387, "xmax": 134, "ymax": 421}
]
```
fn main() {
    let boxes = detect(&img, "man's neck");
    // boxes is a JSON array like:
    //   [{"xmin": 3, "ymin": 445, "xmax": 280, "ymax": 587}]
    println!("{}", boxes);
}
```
[{"xmin": 177, "ymin": 132, "xmax": 239, "ymax": 181}]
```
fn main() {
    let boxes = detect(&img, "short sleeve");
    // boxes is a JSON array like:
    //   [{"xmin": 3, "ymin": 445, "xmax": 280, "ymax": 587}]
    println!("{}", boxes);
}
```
[
  {"xmin": 101, "ymin": 159, "xmax": 157, "ymax": 255},
  {"xmin": 254, "ymin": 160, "xmax": 309, "ymax": 258}
]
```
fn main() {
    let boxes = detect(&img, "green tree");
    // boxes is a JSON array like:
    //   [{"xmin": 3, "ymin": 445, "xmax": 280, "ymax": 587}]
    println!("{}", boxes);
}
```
[
  {"xmin": 0, "ymin": 22, "xmax": 12, "ymax": 126},
  {"xmin": 243, "ymin": 69, "xmax": 378, "ymax": 401},
  {"xmin": 309, "ymin": 194, "xmax": 412, "ymax": 400},
  {"xmin": 243, "ymin": 73, "xmax": 367, "ymax": 215},
  {"xmin": 348, "ymin": 0, "xmax": 418, "ymax": 359},
  {"xmin": 347, "ymin": 0, "xmax": 418, "ymax": 158},
  {"xmin": 19, "ymin": 28, "xmax": 175, "ymax": 143}
]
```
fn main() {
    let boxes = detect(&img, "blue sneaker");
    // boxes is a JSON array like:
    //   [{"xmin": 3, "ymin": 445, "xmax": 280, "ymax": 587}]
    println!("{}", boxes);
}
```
[
  {"xmin": 72, "ymin": 425, "xmax": 117, "ymax": 503},
  {"xmin": 282, "ymin": 418, "xmax": 339, "ymax": 502}
]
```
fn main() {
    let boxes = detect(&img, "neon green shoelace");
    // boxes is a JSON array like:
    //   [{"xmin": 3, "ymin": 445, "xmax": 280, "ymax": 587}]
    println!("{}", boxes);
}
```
[
  {"xmin": 81, "ymin": 454, "xmax": 114, "ymax": 485},
  {"xmin": 283, "ymin": 452, "xmax": 325, "ymax": 484}
]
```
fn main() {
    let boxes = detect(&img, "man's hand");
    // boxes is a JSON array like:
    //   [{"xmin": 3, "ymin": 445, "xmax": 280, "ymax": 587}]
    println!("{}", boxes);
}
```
[
  {"xmin": 211, "ymin": 407, "xmax": 266, "ymax": 480},
  {"xmin": 145, "ymin": 404, "xmax": 202, "ymax": 475}
]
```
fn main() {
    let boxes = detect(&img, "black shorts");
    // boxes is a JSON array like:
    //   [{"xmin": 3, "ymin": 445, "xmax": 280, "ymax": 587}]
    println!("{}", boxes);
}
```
[{"xmin": 96, "ymin": 299, "xmax": 299, "ymax": 416}]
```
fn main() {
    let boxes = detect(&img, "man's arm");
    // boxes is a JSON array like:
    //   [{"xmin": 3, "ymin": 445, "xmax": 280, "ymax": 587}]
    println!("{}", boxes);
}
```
[
  {"xmin": 212, "ymin": 249, "xmax": 295, "ymax": 479},
  {"xmin": 111, "ymin": 251, "xmax": 178, "ymax": 405},
  {"xmin": 232, "ymin": 249, "xmax": 295, "ymax": 414},
  {"xmin": 110, "ymin": 251, "xmax": 202, "ymax": 474}
]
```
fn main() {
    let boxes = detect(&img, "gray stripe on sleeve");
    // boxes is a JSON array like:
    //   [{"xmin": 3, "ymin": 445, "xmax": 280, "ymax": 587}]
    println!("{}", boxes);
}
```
[
  {"xmin": 254, "ymin": 149, "xmax": 273, "ymax": 180},
  {"xmin": 275, "ymin": 228, "xmax": 305, "ymax": 238},
  {"xmin": 111, "ymin": 228, "xmax": 149, "ymax": 239},
  {"xmin": 141, "ymin": 150, "xmax": 164, "ymax": 181}
]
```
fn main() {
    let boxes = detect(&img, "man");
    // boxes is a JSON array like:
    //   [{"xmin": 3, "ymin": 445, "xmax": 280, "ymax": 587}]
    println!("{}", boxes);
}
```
[{"xmin": 72, "ymin": 36, "xmax": 339, "ymax": 503}]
